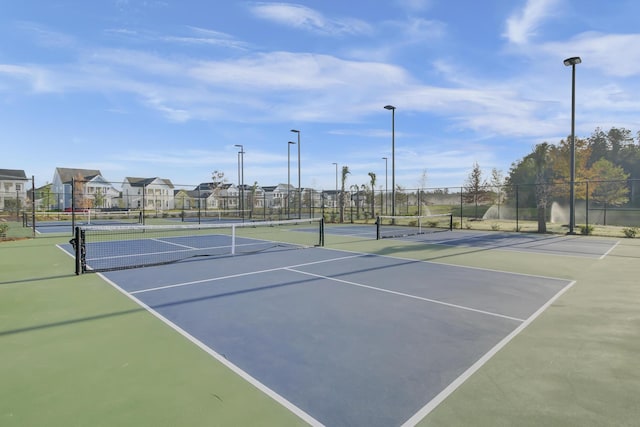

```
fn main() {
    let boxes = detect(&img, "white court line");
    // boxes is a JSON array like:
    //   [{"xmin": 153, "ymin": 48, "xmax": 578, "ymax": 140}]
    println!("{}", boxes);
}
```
[
  {"xmin": 600, "ymin": 240, "xmax": 620, "ymax": 259},
  {"xmin": 151, "ymin": 238, "xmax": 195, "ymax": 249},
  {"xmin": 285, "ymin": 268, "xmax": 525, "ymax": 323},
  {"xmin": 86, "ymin": 241, "xmax": 271, "ymax": 262},
  {"xmin": 96, "ymin": 272, "xmax": 324, "ymax": 427},
  {"xmin": 130, "ymin": 254, "xmax": 367, "ymax": 295},
  {"xmin": 412, "ymin": 233, "xmax": 614, "ymax": 260},
  {"xmin": 321, "ymin": 245, "xmax": 572, "ymax": 283},
  {"xmin": 400, "ymin": 280, "xmax": 577, "ymax": 427}
]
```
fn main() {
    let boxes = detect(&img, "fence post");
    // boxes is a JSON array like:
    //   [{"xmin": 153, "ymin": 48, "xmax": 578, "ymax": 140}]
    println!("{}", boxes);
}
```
[
  {"xmin": 459, "ymin": 187, "xmax": 463, "ymax": 229},
  {"xmin": 31, "ymin": 176, "xmax": 36, "ymax": 238},
  {"xmin": 585, "ymin": 181, "xmax": 589, "ymax": 231},
  {"xmin": 516, "ymin": 185, "xmax": 519, "ymax": 232}
]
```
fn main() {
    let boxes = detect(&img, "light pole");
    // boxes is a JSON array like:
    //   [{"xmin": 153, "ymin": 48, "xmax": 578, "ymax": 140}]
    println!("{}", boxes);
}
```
[
  {"xmin": 234, "ymin": 144, "xmax": 244, "ymax": 221},
  {"xmin": 563, "ymin": 56, "xmax": 581, "ymax": 235},
  {"xmin": 384, "ymin": 105, "xmax": 396, "ymax": 217},
  {"xmin": 291, "ymin": 129, "xmax": 301, "ymax": 218},
  {"xmin": 288, "ymin": 141, "xmax": 296, "ymax": 218},
  {"xmin": 382, "ymin": 157, "xmax": 388, "ymax": 215},
  {"xmin": 332, "ymin": 162, "xmax": 338, "ymax": 211}
]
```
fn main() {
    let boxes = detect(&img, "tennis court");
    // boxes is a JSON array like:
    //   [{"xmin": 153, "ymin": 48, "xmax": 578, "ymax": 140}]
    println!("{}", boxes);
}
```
[
  {"xmin": 59, "ymin": 219, "xmax": 579, "ymax": 426},
  {"xmin": 325, "ymin": 222, "xmax": 618, "ymax": 259}
]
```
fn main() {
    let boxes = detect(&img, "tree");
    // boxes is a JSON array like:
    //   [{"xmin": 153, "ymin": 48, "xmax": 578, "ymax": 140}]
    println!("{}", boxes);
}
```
[
  {"xmin": 339, "ymin": 166, "xmax": 350, "ymax": 223},
  {"xmin": 589, "ymin": 159, "xmax": 630, "ymax": 225},
  {"xmin": 73, "ymin": 173, "xmax": 90, "ymax": 209},
  {"xmin": 249, "ymin": 181, "xmax": 259, "ymax": 215},
  {"xmin": 531, "ymin": 143, "xmax": 552, "ymax": 233},
  {"xmin": 490, "ymin": 167, "xmax": 504, "ymax": 203},
  {"xmin": 586, "ymin": 127, "xmax": 609, "ymax": 168},
  {"xmin": 210, "ymin": 170, "xmax": 227, "ymax": 209},
  {"xmin": 368, "ymin": 172, "xmax": 376, "ymax": 218},
  {"xmin": 463, "ymin": 162, "xmax": 489, "ymax": 219},
  {"xmin": 417, "ymin": 169, "xmax": 427, "ymax": 215}
]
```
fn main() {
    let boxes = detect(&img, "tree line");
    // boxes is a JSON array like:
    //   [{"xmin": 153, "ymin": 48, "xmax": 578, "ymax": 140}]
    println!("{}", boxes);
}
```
[{"xmin": 464, "ymin": 127, "xmax": 640, "ymax": 232}]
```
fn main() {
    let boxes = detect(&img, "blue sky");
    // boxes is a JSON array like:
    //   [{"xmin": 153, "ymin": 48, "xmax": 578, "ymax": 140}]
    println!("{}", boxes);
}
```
[{"xmin": 1, "ymin": 0, "xmax": 639, "ymax": 191}]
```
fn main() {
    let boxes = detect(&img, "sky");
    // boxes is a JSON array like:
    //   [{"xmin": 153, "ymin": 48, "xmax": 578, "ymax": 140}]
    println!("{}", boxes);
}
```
[{"xmin": 1, "ymin": 0, "xmax": 639, "ymax": 192}]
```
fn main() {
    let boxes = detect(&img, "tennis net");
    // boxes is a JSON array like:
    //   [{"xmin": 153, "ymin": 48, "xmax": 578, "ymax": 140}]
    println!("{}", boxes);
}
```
[
  {"xmin": 376, "ymin": 214, "xmax": 453, "ymax": 239},
  {"xmin": 26, "ymin": 210, "xmax": 143, "ymax": 227},
  {"xmin": 72, "ymin": 217, "xmax": 325, "ymax": 274},
  {"xmin": 178, "ymin": 209, "xmax": 252, "ymax": 223}
]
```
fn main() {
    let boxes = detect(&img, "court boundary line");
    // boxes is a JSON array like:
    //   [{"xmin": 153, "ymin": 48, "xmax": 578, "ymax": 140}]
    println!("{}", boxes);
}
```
[
  {"xmin": 95, "ymin": 271, "xmax": 325, "ymax": 427},
  {"xmin": 54, "ymin": 243, "xmax": 575, "ymax": 425},
  {"xmin": 285, "ymin": 268, "xmax": 525, "ymax": 322},
  {"xmin": 400, "ymin": 279, "xmax": 577, "ymax": 426},
  {"xmin": 407, "ymin": 234, "xmax": 614, "ymax": 260},
  {"xmin": 85, "ymin": 240, "xmax": 279, "ymax": 262},
  {"xmin": 130, "ymin": 253, "xmax": 367, "ymax": 295},
  {"xmin": 600, "ymin": 240, "xmax": 620, "ymax": 259},
  {"xmin": 151, "ymin": 237, "xmax": 195, "ymax": 249},
  {"xmin": 320, "ymin": 245, "xmax": 573, "ymax": 283}
]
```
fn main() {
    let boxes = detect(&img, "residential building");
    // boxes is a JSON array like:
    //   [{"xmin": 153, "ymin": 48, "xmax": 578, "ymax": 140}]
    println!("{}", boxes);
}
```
[
  {"xmin": 52, "ymin": 168, "xmax": 119, "ymax": 210},
  {"xmin": 0, "ymin": 169, "xmax": 29, "ymax": 212},
  {"xmin": 122, "ymin": 177, "xmax": 175, "ymax": 210}
]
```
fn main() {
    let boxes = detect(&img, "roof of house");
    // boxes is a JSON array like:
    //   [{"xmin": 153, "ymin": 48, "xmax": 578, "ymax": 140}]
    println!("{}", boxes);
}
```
[
  {"xmin": 195, "ymin": 182, "xmax": 235, "ymax": 191},
  {"xmin": 55, "ymin": 167, "xmax": 102, "ymax": 183},
  {"xmin": 125, "ymin": 177, "xmax": 174, "ymax": 188},
  {"xmin": 0, "ymin": 169, "xmax": 28, "ymax": 180}
]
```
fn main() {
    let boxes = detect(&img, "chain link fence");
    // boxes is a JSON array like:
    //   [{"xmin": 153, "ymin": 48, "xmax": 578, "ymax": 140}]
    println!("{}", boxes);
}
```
[{"xmin": 5, "ymin": 177, "xmax": 640, "ymax": 237}]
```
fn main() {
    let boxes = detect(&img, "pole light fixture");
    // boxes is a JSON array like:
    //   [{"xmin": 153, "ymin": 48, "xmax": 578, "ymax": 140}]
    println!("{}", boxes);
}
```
[
  {"xmin": 382, "ymin": 157, "xmax": 388, "ymax": 215},
  {"xmin": 384, "ymin": 105, "xmax": 396, "ymax": 216},
  {"xmin": 332, "ymin": 162, "xmax": 338, "ymax": 210},
  {"xmin": 234, "ymin": 144, "xmax": 244, "ymax": 221},
  {"xmin": 290, "ymin": 129, "xmax": 301, "ymax": 219},
  {"xmin": 563, "ymin": 56, "xmax": 581, "ymax": 234},
  {"xmin": 288, "ymin": 141, "xmax": 296, "ymax": 218}
]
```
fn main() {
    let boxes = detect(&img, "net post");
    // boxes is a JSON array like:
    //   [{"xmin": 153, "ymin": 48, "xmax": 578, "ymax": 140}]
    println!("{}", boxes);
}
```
[
  {"xmin": 449, "ymin": 213, "xmax": 453, "ymax": 231},
  {"xmin": 319, "ymin": 217, "xmax": 325, "ymax": 246},
  {"xmin": 73, "ymin": 226, "xmax": 81, "ymax": 275},
  {"xmin": 71, "ymin": 177, "xmax": 76, "ymax": 235},
  {"xmin": 376, "ymin": 216, "xmax": 381, "ymax": 240},
  {"xmin": 31, "ymin": 175, "xmax": 36, "ymax": 237},
  {"xmin": 231, "ymin": 224, "xmax": 236, "ymax": 255}
]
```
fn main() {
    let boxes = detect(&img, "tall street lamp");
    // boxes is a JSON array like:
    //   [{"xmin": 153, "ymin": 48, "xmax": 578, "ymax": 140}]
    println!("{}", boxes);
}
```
[
  {"xmin": 288, "ymin": 141, "xmax": 296, "ymax": 219},
  {"xmin": 384, "ymin": 105, "xmax": 396, "ymax": 217},
  {"xmin": 332, "ymin": 162, "xmax": 338, "ymax": 211},
  {"xmin": 234, "ymin": 144, "xmax": 244, "ymax": 221},
  {"xmin": 290, "ymin": 129, "xmax": 301, "ymax": 218},
  {"xmin": 382, "ymin": 157, "xmax": 388, "ymax": 215},
  {"xmin": 564, "ymin": 56, "xmax": 581, "ymax": 235}
]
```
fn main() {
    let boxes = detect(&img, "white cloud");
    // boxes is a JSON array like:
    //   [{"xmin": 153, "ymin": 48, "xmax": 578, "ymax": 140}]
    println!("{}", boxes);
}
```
[
  {"xmin": 503, "ymin": 0, "xmax": 561, "ymax": 45},
  {"xmin": 249, "ymin": 2, "xmax": 372, "ymax": 36},
  {"xmin": 106, "ymin": 26, "xmax": 250, "ymax": 50},
  {"xmin": 540, "ymin": 32, "xmax": 640, "ymax": 77}
]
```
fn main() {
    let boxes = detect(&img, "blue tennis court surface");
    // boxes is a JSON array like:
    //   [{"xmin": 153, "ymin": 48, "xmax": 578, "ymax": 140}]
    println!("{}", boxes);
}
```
[
  {"xmin": 325, "ymin": 224, "xmax": 618, "ymax": 259},
  {"xmin": 78, "ymin": 240, "xmax": 574, "ymax": 426}
]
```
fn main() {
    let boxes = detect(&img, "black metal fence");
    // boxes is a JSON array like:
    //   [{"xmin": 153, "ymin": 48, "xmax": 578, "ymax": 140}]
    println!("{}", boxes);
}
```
[{"xmin": 6, "ymin": 177, "xmax": 640, "ymax": 236}]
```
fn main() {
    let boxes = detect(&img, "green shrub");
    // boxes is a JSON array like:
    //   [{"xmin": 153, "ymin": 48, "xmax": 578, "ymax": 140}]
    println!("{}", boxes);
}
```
[
  {"xmin": 622, "ymin": 227, "xmax": 638, "ymax": 238},
  {"xmin": 0, "ymin": 223, "xmax": 8, "ymax": 237},
  {"xmin": 579, "ymin": 225, "xmax": 594, "ymax": 235},
  {"xmin": 491, "ymin": 223, "xmax": 500, "ymax": 231},
  {"xmin": 452, "ymin": 221, "xmax": 460, "ymax": 229}
]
